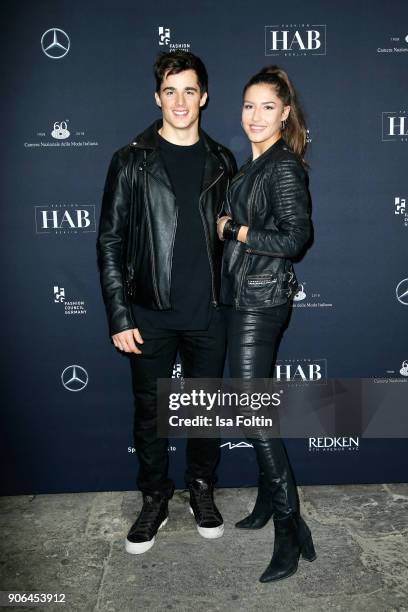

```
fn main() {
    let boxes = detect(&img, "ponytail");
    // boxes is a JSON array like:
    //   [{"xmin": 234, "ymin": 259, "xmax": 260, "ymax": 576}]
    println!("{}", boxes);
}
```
[{"xmin": 243, "ymin": 65, "xmax": 308, "ymax": 166}]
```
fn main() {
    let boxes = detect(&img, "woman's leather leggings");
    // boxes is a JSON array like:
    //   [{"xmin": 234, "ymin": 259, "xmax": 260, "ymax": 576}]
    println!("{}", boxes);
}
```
[{"xmin": 223, "ymin": 303, "xmax": 300, "ymax": 519}]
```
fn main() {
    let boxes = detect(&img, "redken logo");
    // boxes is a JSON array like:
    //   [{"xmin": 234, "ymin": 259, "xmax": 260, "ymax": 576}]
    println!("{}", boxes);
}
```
[{"xmin": 308, "ymin": 437, "xmax": 359, "ymax": 452}]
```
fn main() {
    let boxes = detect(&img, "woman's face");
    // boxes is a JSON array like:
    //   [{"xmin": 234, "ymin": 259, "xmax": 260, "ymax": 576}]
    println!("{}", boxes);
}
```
[{"xmin": 241, "ymin": 83, "xmax": 290, "ymax": 150}]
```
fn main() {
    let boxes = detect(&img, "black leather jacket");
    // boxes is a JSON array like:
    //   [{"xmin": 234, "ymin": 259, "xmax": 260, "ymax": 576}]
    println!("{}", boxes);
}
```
[
  {"xmin": 220, "ymin": 137, "xmax": 312, "ymax": 309},
  {"xmin": 97, "ymin": 120, "xmax": 237, "ymax": 336}
]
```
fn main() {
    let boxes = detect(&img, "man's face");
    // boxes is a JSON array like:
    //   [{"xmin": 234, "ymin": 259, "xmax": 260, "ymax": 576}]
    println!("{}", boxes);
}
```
[{"xmin": 155, "ymin": 69, "xmax": 207, "ymax": 132}]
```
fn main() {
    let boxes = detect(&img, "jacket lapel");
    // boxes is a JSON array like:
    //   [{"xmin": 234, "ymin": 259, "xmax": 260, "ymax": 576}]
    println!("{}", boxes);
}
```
[
  {"xmin": 200, "ymin": 151, "xmax": 224, "ymax": 194},
  {"xmin": 145, "ymin": 149, "xmax": 173, "ymax": 192}
]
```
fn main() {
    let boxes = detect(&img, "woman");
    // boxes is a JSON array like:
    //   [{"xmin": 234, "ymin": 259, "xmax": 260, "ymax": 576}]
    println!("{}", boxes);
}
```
[{"xmin": 217, "ymin": 66, "xmax": 316, "ymax": 582}]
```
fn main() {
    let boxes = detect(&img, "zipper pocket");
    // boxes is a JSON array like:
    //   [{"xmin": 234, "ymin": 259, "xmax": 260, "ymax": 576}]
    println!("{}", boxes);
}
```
[
  {"xmin": 246, "ymin": 248, "xmax": 285, "ymax": 258},
  {"xmin": 246, "ymin": 274, "xmax": 278, "ymax": 288}
]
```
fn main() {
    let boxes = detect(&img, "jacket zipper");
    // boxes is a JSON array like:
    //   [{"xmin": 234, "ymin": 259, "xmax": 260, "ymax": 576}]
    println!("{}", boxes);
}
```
[
  {"xmin": 235, "ymin": 251, "xmax": 251, "ymax": 308},
  {"xmin": 143, "ymin": 160, "xmax": 162, "ymax": 308},
  {"xmin": 126, "ymin": 162, "xmax": 138, "ymax": 298},
  {"xmin": 245, "ymin": 247, "xmax": 285, "ymax": 258},
  {"xmin": 234, "ymin": 175, "xmax": 261, "ymax": 306},
  {"xmin": 199, "ymin": 168, "xmax": 225, "ymax": 306},
  {"xmin": 248, "ymin": 175, "xmax": 261, "ymax": 227}
]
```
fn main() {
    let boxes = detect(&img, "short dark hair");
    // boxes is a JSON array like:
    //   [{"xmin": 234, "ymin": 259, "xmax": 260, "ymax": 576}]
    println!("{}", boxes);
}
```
[{"xmin": 153, "ymin": 50, "xmax": 208, "ymax": 95}]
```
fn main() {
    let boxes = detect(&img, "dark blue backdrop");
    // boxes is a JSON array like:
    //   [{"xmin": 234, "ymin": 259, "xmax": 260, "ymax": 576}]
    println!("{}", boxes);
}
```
[{"xmin": 1, "ymin": 0, "xmax": 407, "ymax": 495}]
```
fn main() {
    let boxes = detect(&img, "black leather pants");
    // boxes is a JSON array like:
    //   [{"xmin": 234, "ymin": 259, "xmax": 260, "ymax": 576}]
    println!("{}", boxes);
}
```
[
  {"xmin": 224, "ymin": 303, "xmax": 300, "ymax": 519},
  {"xmin": 129, "ymin": 308, "xmax": 226, "ymax": 498}
]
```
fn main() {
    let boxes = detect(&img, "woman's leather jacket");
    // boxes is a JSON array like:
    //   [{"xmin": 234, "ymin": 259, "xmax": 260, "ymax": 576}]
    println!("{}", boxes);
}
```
[{"xmin": 220, "ymin": 137, "xmax": 312, "ymax": 309}]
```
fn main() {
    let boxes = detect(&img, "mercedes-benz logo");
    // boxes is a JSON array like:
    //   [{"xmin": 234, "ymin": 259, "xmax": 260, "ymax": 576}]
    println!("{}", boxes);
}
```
[
  {"xmin": 396, "ymin": 278, "xmax": 408, "ymax": 305},
  {"xmin": 41, "ymin": 28, "xmax": 70, "ymax": 59},
  {"xmin": 61, "ymin": 365, "xmax": 88, "ymax": 392}
]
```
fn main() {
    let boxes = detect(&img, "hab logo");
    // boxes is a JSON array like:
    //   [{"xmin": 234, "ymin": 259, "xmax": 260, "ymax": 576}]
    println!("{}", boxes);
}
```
[
  {"xmin": 308, "ymin": 437, "xmax": 359, "ymax": 452},
  {"xmin": 265, "ymin": 24, "xmax": 326, "ymax": 56},
  {"xmin": 382, "ymin": 111, "xmax": 408, "ymax": 142},
  {"xmin": 51, "ymin": 121, "xmax": 70, "ymax": 140},
  {"xmin": 61, "ymin": 365, "xmax": 88, "ymax": 392},
  {"xmin": 158, "ymin": 27, "xmax": 171, "ymax": 46},
  {"xmin": 274, "ymin": 358, "xmax": 327, "ymax": 384},
  {"xmin": 396, "ymin": 278, "xmax": 408, "ymax": 305},
  {"xmin": 41, "ymin": 28, "xmax": 70, "ymax": 59},
  {"xmin": 220, "ymin": 441, "xmax": 253, "ymax": 450},
  {"xmin": 35, "ymin": 204, "xmax": 96, "ymax": 235}
]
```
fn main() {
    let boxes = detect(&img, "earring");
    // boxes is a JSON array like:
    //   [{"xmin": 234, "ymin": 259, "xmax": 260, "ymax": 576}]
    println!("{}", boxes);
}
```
[{"xmin": 281, "ymin": 119, "xmax": 287, "ymax": 130}]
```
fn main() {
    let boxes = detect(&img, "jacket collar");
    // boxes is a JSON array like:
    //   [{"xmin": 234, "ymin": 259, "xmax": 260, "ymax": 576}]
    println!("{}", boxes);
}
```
[
  {"xmin": 247, "ymin": 136, "xmax": 287, "ymax": 167},
  {"xmin": 130, "ymin": 119, "xmax": 224, "ymax": 193},
  {"xmin": 130, "ymin": 119, "xmax": 223, "ymax": 157},
  {"xmin": 230, "ymin": 137, "xmax": 288, "ymax": 186}
]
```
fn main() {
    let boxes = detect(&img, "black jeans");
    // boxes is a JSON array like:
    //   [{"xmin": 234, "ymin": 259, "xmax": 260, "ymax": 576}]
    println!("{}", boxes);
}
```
[
  {"xmin": 129, "ymin": 308, "xmax": 226, "ymax": 498},
  {"xmin": 223, "ymin": 302, "xmax": 300, "ymax": 518}
]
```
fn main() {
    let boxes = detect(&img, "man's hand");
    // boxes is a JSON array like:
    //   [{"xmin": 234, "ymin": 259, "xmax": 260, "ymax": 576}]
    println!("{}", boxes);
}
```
[
  {"xmin": 217, "ymin": 215, "xmax": 231, "ymax": 240},
  {"xmin": 112, "ymin": 328, "xmax": 144, "ymax": 354}
]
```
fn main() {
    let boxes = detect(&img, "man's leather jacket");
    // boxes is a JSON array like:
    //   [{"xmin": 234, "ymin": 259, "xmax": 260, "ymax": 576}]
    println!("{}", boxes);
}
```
[
  {"xmin": 220, "ymin": 137, "xmax": 312, "ymax": 309},
  {"xmin": 97, "ymin": 120, "xmax": 237, "ymax": 336}
]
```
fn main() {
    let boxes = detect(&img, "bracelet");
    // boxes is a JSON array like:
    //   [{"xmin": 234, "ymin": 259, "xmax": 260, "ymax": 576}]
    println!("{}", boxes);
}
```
[{"xmin": 223, "ymin": 219, "xmax": 242, "ymax": 241}]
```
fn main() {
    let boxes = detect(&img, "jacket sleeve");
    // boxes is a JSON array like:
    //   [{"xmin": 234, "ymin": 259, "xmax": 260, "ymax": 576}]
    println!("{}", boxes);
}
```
[
  {"xmin": 245, "ymin": 158, "xmax": 311, "ymax": 258},
  {"xmin": 225, "ymin": 148, "xmax": 238, "ymax": 179},
  {"xmin": 217, "ymin": 147, "xmax": 238, "ymax": 219},
  {"xmin": 96, "ymin": 151, "xmax": 135, "ymax": 337}
]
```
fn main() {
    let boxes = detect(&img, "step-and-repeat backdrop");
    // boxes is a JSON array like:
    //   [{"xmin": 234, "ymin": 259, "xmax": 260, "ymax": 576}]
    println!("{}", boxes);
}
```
[{"xmin": 2, "ymin": 0, "xmax": 407, "ymax": 494}]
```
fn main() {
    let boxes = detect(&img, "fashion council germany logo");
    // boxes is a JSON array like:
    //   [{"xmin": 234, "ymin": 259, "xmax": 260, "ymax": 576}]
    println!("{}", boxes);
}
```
[
  {"xmin": 157, "ymin": 26, "xmax": 190, "ymax": 50},
  {"xmin": 41, "ymin": 28, "xmax": 70, "ymax": 59},
  {"xmin": 61, "ymin": 365, "xmax": 88, "ymax": 392},
  {"xmin": 265, "ymin": 24, "xmax": 326, "ymax": 56},
  {"xmin": 394, "ymin": 197, "xmax": 408, "ymax": 227},
  {"xmin": 54, "ymin": 286, "xmax": 87, "ymax": 316}
]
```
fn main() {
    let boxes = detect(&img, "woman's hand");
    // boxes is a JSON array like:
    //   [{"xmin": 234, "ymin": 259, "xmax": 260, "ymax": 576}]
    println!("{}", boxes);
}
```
[{"xmin": 217, "ymin": 215, "xmax": 231, "ymax": 240}]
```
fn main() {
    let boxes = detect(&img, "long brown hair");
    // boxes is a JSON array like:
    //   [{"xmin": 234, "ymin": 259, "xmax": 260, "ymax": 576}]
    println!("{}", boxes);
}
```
[{"xmin": 243, "ymin": 66, "xmax": 308, "ymax": 166}]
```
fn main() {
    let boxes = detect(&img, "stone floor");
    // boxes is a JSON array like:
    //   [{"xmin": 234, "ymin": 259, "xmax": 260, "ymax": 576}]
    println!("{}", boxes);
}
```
[{"xmin": 0, "ymin": 484, "xmax": 407, "ymax": 611}]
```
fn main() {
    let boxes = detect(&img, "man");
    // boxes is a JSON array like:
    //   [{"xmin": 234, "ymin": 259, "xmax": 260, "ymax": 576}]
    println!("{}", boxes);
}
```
[{"xmin": 97, "ymin": 50, "xmax": 236, "ymax": 554}]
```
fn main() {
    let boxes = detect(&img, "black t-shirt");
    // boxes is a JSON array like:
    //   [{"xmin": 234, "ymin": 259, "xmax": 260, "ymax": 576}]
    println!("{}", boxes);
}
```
[{"xmin": 131, "ymin": 133, "xmax": 213, "ymax": 331}]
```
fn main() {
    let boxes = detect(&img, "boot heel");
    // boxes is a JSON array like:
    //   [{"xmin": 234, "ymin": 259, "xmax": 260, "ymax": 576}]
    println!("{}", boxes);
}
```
[{"xmin": 301, "ymin": 535, "xmax": 317, "ymax": 562}]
